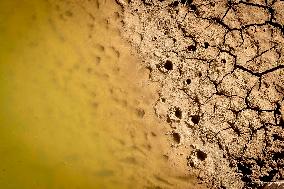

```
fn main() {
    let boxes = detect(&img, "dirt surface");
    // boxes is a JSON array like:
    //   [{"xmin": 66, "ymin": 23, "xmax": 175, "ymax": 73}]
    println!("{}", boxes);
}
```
[{"xmin": 115, "ymin": 0, "xmax": 284, "ymax": 188}]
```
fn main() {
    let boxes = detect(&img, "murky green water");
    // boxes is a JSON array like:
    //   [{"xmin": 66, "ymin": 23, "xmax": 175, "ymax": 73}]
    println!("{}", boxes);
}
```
[{"xmin": 0, "ymin": 1, "xmax": 201, "ymax": 189}]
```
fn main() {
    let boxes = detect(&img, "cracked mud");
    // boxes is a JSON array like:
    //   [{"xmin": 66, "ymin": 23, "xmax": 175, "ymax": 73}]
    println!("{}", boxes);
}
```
[{"xmin": 116, "ymin": 0, "xmax": 284, "ymax": 188}]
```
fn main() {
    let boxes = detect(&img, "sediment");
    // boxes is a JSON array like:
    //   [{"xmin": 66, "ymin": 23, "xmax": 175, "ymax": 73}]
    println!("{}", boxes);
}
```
[{"xmin": 116, "ymin": 0, "xmax": 284, "ymax": 188}]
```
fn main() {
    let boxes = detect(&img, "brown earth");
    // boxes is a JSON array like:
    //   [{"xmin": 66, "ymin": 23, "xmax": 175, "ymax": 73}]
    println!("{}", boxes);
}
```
[{"xmin": 114, "ymin": 0, "xmax": 284, "ymax": 189}]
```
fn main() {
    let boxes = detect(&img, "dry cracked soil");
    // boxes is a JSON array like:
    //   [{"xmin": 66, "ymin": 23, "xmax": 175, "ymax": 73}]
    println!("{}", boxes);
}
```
[{"xmin": 115, "ymin": 0, "xmax": 284, "ymax": 188}]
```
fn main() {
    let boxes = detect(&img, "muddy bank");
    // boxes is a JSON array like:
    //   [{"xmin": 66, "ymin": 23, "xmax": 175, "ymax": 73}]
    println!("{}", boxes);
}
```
[
  {"xmin": 0, "ymin": 0, "xmax": 210, "ymax": 188},
  {"xmin": 116, "ymin": 0, "xmax": 284, "ymax": 188}
]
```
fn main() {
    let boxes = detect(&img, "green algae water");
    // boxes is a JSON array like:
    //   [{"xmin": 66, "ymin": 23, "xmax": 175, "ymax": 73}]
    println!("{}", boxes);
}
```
[{"xmin": 0, "ymin": 0, "xmax": 202, "ymax": 189}]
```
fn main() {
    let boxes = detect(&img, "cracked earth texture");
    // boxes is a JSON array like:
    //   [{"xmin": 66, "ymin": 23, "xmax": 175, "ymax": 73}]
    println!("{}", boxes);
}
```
[{"xmin": 115, "ymin": 0, "xmax": 284, "ymax": 188}]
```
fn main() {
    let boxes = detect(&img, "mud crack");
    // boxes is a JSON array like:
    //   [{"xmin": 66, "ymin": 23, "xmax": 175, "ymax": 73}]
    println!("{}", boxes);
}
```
[{"xmin": 117, "ymin": 0, "xmax": 284, "ymax": 188}]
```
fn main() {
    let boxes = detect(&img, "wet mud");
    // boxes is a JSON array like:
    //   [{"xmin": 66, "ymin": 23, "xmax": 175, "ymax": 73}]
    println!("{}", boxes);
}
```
[{"xmin": 0, "ymin": 0, "xmax": 207, "ymax": 188}]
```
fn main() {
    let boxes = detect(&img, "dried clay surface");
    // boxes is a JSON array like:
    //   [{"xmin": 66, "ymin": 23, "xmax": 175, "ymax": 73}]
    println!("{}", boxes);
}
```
[{"xmin": 115, "ymin": 0, "xmax": 284, "ymax": 189}]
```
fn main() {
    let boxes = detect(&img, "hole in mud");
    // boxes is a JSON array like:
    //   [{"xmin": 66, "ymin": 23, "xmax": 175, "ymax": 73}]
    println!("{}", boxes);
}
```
[
  {"xmin": 196, "ymin": 150, "xmax": 207, "ymax": 161},
  {"xmin": 170, "ymin": 1, "xmax": 179, "ymax": 7},
  {"xmin": 259, "ymin": 169, "xmax": 277, "ymax": 182},
  {"xmin": 186, "ymin": 78, "xmax": 191, "ymax": 84},
  {"xmin": 273, "ymin": 152, "xmax": 284, "ymax": 160},
  {"xmin": 172, "ymin": 132, "xmax": 181, "ymax": 144},
  {"xmin": 189, "ymin": 161, "xmax": 194, "ymax": 167},
  {"xmin": 237, "ymin": 163, "xmax": 252, "ymax": 175},
  {"xmin": 191, "ymin": 115, "xmax": 200, "ymax": 124},
  {"xmin": 187, "ymin": 45, "xmax": 196, "ymax": 52},
  {"xmin": 175, "ymin": 107, "xmax": 182, "ymax": 119},
  {"xmin": 163, "ymin": 154, "xmax": 169, "ymax": 160},
  {"xmin": 198, "ymin": 72, "xmax": 202, "ymax": 77},
  {"xmin": 151, "ymin": 132, "xmax": 157, "ymax": 137},
  {"xmin": 221, "ymin": 59, "xmax": 226, "ymax": 63},
  {"xmin": 166, "ymin": 116, "xmax": 171, "ymax": 123},
  {"xmin": 241, "ymin": 176, "xmax": 252, "ymax": 183},
  {"xmin": 256, "ymin": 159, "xmax": 265, "ymax": 167},
  {"xmin": 272, "ymin": 134, "xmax": 283, "ymax": 141},
  {"xmin": 204, "ymin": 42, "xmax": 209, "ymax": 49},
  {"xmin": 193, "ymin": 96, "xmax": 199, "ymax": 103},
  {"xmin": 136, "ymin": 108, "xmax": 145, "ymax": 118},
  {"xmin": 229, "ymin": 162, "xmax": 234, "ymax": 168},
  {"xmin": 161, "ymin": 98, "xmax": 166, "ymax": 102},
  {"xmin": 189, "ymin": 4, "xmax": 197, "ymax": 11},
  {"xmin": 164, "ymin": 60, "xmax": 173, "ymax": 71}
]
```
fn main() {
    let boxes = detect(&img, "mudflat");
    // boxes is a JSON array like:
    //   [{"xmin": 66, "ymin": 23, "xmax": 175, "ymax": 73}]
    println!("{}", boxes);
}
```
[{"xmin": 116, "ymin": 0, "xmax": 284, "ymax": 188}]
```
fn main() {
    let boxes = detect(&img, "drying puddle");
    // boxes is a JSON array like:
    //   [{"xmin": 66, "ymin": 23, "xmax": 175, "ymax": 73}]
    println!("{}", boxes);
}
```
[{"xmin": 0, "ymin": 0, "xmax": 203, "ymax": 189}]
